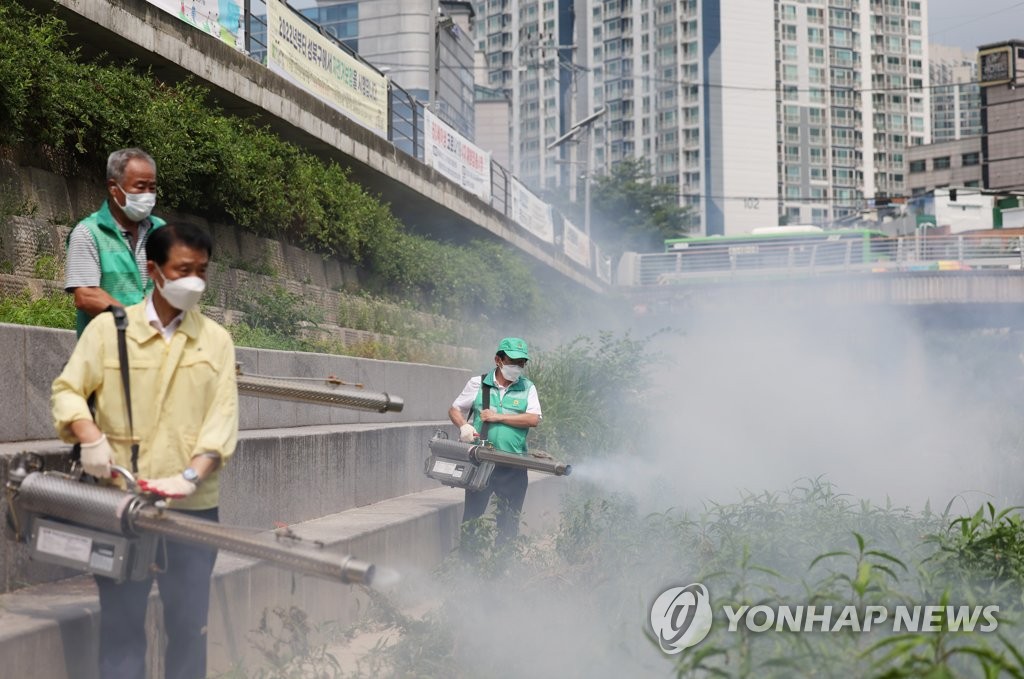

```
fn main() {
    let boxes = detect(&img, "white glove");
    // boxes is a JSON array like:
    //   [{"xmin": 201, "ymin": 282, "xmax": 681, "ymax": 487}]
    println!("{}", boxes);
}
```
[
  {"xmin": 79, "ymin": 434, "xmax": 114, "ymax": 478},
  {"xmin": 138, "ymin": 475, "xmax": 197, "ymax": 499},
  {"xmin": 459, "ymin": 423, "xmax": 479, "ymax": 443}
]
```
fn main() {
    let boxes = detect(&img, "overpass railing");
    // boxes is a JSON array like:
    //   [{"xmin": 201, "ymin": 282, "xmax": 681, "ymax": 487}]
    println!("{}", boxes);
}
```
[{"xmin": 621, "ymin": 235, "xmax": 1024, "ymax": 287}]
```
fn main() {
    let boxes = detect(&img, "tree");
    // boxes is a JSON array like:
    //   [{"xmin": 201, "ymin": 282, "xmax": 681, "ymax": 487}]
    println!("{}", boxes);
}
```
[{"xmin": 586, "ymin": 159, "xmax": 692, "ymax": 255}]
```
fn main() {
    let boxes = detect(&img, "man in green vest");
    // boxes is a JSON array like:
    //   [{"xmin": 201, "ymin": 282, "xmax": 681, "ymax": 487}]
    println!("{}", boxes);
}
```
[
  {"xmin": 64, "ymin": 148, "xmax": 166, "ymax": 336},
  {"xmin": 448, "ymin": 337, "xmax": 542, "ymax": 550}
]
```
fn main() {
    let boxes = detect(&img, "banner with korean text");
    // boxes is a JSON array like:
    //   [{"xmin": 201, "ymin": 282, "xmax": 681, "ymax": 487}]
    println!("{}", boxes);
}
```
[
  {"xmin": 563, "ymin": 219, "xmax": 592, "ymax": 269},
  {"xmin": 266, "ymin": 0, "xmax": 388, "ymax": 137},
  {"xmin": 423, "ymin": 110, "xmax": 491, "ymax": 201},
  {"xmin": 145, "ymin": 0, "xmax": 245, "ymax": 49},
  {"xmin": 509, "ymin": 178, "xmax": 555, "ymax": 244}
]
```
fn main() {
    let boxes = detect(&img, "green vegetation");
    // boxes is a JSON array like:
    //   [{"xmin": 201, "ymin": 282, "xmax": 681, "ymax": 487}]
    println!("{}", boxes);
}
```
[
  {"xmin": 0, "ymin": 0, "xmax": 543, "ymax": 322},
  {"xmin": 582, "ymin": 158, "xmax": 693, "ymax": 255},
  {"xmin": 526, "ymin": 331, "xmax": 662, "ymax": 457},
  {"xmin": 331, "ymin": 483, "xmax": 1024, "ymax": 678},
  {"xmin": 235, "ymin": 284, "xmax": 325, "ymax": 338},
  {"xmin": 0, "ymin": 290, "xmax": 75, "ymax": 329}
]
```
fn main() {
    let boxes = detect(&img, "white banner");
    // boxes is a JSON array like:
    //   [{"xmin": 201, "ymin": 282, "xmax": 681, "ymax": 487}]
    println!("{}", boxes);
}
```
[
  {"xmin": 266, "ymin": 0, "xmax": 388, "ymax": 136},
  {"xmin": 423, "ymin": 109, "xmax": 491, "ymax": 201},
  {"xmin": 145, "ymin": 0, "xmax": 245, "ymax": 49},
  {"xmin": 509, "ymin": 178, "xmax": 555, "ymax": 244},
  {"xmin": 563, "ymin": 219, "xmax": 591, "ymax": 269}
]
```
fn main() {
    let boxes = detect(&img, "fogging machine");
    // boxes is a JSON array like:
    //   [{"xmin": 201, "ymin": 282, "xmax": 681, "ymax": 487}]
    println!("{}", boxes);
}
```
[
  {"xmin": 5, "ymin": 454, "xmax": 375, "ymax": 586},
  {"xmin": 424, "ymin": 433, "xmax": 571, "ymax": 491}
]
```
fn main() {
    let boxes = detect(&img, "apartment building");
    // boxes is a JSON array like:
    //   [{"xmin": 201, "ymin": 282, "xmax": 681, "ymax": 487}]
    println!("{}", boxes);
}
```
[
  {"xmin": 930, "ymin": 44, "xmax": 982, "ymax": 143},
  {"xmin": 473, "ymin": 0, "xmax": 930, "ymax": 236},
  {"xmin": 776, "ymin": 0, "xmax": 930, "ymax": 225}
]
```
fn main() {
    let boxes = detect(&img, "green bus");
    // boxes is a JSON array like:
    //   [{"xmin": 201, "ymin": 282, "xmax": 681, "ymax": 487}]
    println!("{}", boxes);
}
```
[{"xmin": 663, "ymin": 226, "xmax": 890, "ymax": 272}]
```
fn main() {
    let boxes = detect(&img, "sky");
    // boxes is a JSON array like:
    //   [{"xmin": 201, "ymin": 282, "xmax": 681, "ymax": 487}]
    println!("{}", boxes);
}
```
[{"xmin": 927, "ymin": 0, "xmax": 1024, "ymax": 51}]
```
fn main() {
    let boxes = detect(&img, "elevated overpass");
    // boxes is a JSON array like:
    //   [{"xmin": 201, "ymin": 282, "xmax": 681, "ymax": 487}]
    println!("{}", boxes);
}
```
[
  {"xmin": 618, "ymin": 234, "xmax": 1024, "ymax": 327},
  {"xmin": 24, "ymin": 0, "xmax": 604, "ymax": 294}
]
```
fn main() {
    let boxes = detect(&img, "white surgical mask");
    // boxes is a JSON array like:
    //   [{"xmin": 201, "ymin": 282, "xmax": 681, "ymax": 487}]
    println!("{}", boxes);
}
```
[
  {"xmin": 500, "ymin": 363, "xmax": 524, "ymax": 382},
  {"xmin": 154, "ymin": 270, "xmax": 206, "ymax": 312},
  {"xmin": 117, "ymin": 184, "xmax": 157, "ymax": 222}
]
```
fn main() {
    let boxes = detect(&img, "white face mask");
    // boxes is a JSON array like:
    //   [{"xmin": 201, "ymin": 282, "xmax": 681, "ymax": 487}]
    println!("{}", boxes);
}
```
[
  {"xmin": 117, "ymin": 184, "xmax": 157, "ymax": 222},
  {"xmin": 500, "ymin": 363, "xmax": 524, "ymax": 382},
  {"xmin": 154, "ymin": 270, "xmax": 206, "ymax": 312}
]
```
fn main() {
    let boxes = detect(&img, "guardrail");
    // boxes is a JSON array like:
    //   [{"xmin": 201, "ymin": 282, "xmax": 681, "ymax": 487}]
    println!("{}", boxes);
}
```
[{"xmin": 622, "ymin": 235, "xmax": 1024, "ymax": 287}]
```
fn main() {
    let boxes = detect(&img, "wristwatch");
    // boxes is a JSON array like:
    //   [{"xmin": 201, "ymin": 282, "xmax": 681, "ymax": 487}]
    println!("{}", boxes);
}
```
[{"xmin": 181, "ymin": 467, "xmax": 201, "ymax": 485}]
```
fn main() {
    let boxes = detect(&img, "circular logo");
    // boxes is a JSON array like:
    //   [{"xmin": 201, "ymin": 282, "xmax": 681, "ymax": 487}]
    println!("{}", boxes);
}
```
[{"xmin": 650, "ymin": 583, "xmax": 713, "ymax": 654}]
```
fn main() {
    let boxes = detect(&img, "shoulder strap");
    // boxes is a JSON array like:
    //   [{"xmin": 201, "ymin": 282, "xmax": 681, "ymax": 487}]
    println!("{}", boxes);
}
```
[
  {"xmin": 109, "ymin": 306, "xmax": 139, "ymax": 473},
  {"xmin": 479, "ymin": 373, "xmax": 492, "ymax": 442}
]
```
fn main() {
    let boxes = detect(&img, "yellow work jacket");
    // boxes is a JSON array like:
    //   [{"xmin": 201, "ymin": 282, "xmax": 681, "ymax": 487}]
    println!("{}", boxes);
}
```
[{"xmin": 52, "ymin": 301, "xmax": 238, "ymax": 510}]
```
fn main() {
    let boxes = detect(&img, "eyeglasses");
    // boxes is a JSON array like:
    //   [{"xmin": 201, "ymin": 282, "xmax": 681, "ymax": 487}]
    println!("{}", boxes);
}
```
[{"xmin": 503, "ymin": 358, "xmax": 528, "ymax": 368}]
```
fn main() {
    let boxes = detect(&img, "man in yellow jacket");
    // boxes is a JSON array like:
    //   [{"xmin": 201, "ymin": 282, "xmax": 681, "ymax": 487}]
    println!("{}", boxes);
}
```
[{"xmin": 51, "ymin": 221, "xmax": 237, "ymax": 679}]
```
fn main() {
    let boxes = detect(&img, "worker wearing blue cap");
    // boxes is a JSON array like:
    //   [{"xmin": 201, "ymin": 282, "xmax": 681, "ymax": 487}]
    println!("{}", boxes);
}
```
[{"xmin": 449, "ymin": 337, "xmax": 542, "ymax": 549}]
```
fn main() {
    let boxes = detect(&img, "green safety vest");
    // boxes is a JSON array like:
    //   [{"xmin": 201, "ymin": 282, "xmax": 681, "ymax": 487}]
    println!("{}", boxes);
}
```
[
  {"xmin": 69, "ymin": 201, "xmax": 165, "ymax": 336},
  {"xmin": 472, "ymin": 370, "xmax": 535, "ymax": 455}
]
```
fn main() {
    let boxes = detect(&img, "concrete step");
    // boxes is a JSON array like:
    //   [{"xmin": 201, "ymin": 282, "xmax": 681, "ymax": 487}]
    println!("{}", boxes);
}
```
[
  {"xmin": 0, "ymin": 474, "xmax": 564, "ymax": 679},
  {"xmin": 0, "ymin": 421, "xmax": 459, "ymax": 593}
]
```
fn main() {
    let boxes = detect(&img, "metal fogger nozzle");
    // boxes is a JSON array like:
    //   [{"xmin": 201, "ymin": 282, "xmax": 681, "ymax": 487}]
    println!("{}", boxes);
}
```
[{"xmin": 235, "ymin": 371, "xmax": 404, "ymax": 414}]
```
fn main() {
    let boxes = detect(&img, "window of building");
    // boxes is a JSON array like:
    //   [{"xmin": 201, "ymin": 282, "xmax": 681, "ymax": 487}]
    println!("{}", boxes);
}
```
[
  {"xmin": 962, "ymin": 152, "xmax": 980, "ymax": 166},
  {"xmin": 933, "ymin": 157, "xmax": 951, "ymax": 170},
  {"xmin": 909, "ymin": 159, "xmax": 926, "ymax": 173}
]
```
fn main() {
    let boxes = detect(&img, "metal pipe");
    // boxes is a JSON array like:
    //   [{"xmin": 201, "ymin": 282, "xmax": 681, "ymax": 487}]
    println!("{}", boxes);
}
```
[
  {"xmin": 473, "ymin": 446, "xmax": 572, "ymax": 476},
  {"xmin": 236, "ymin": 372, "xmax": 404, "ymax": 413},
  {"xmin": 13, "ymin": 473, "xmax": 374, "ymax": 586},
  {"xmin": 427, "ymin": 437, "xmax": 571, "ymax": 476},
  {"xmin": 131, "ymin": 507, "xmax": 374, "ymax": 585}
]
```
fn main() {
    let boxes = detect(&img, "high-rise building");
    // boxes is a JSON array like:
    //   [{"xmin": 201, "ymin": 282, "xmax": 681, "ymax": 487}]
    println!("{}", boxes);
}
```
[
  {"xmin": 472, "ymin": 0, "xmax": 575, "ymax": 191},
  {"xmin": 929, "ymin": 44, "xmax": 982, "ymax": 143},
  {"xmin": 777, "ymin": 0, "xmax": 930, "ymax": 225},
  {"xmin": 473, "ymin": 0, "xmax": 931, "ymax": 236}
]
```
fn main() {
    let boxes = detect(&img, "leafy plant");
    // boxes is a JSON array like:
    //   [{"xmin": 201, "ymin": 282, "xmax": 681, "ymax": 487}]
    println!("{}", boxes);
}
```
[
  {"xmin": 0, "ymin": 289, "xmax": 74, "ymax": 328},
  {"xmin": 235, "ymin": 283, "xmax": 324, "ymax": 338}
]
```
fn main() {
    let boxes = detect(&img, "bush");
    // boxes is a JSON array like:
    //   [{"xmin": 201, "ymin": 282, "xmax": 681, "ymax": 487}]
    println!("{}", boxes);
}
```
[
  {"xmin": 235, "ymin": 284, "xmax": 324, "ymax": 338},
  {"xmin": 0, "ymin": 290, "xmax": 75, "ymax": 329},
  {"xmin": 528, "ymin": 331, "xmax": 661, "ymax": 457}
]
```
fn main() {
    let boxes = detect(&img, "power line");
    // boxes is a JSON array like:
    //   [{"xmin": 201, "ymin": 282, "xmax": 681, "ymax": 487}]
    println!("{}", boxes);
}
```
[
  {"xmin": 929, "ymin": 0, "xmax": 1024, "ymax": 40},
  {"xmin": 371, "ymin": 60, "xmax": 968, "ymax": 96}
]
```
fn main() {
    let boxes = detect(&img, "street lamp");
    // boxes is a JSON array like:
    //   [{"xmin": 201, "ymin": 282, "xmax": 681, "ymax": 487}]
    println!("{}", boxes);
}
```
[{"xmin": 547, "ymin": 107, "xmax": 606, "ymax": 237}]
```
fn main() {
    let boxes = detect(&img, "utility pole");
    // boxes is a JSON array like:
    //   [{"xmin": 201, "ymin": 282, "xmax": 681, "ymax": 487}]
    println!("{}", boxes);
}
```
[{"xmin": 547, "ymin": 108, "xmax": 606, "ymax": 236}]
